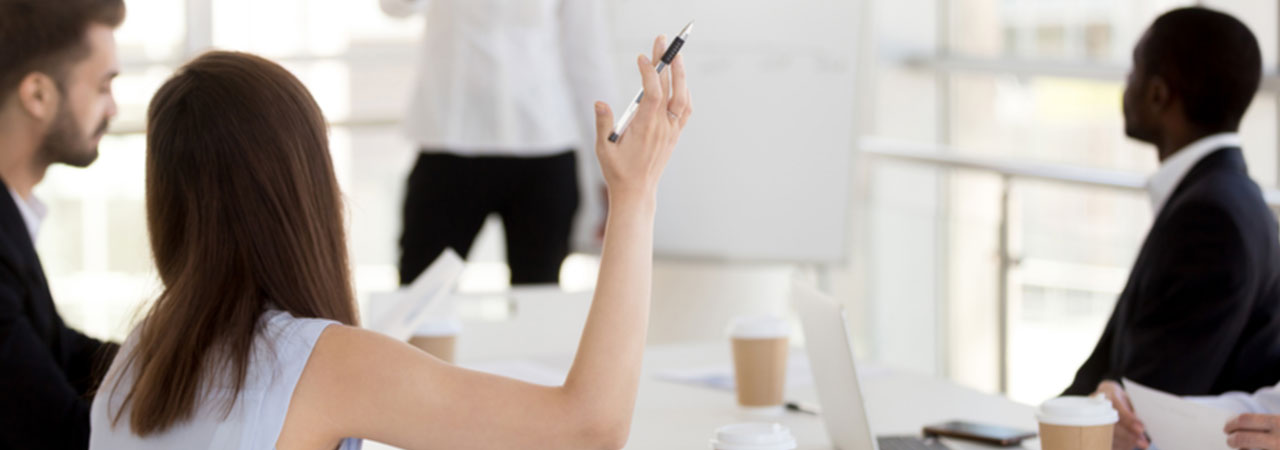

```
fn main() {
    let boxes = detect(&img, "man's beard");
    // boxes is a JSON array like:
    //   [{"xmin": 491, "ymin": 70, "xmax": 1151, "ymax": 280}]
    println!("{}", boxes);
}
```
[{"xmin": 37, "ymin": 103, "xmax": 106, "ymax": 168}]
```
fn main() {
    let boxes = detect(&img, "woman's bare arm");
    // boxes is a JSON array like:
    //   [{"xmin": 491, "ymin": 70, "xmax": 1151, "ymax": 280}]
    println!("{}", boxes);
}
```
[{"xmin": 280, "ymin": 35, "xmax": 691, "ymax": 450}]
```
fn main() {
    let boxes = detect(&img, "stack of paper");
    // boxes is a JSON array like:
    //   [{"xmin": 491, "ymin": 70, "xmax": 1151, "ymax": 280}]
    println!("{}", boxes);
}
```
[
  {"xmin": 365, "ymin": 249, "xmax": 465, "ymax": 342},
  {"xmin": 1124, "ymin": 379, "xmax": 1234, "ymax": 450}
]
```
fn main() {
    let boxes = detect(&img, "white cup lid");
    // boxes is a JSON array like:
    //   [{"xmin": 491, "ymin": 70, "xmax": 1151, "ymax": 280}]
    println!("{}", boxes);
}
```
[
  {"xmin": 709, "ymin": 423, "xmax": 797, "ymax": 450},
  {"xmin": 1037, "ymin": 395, "xmax": 1119, "ymax": 427},
  {"xmin": 728, "ymin": 316, "xmax": 789, "ymax": 339},
  {"xmin": 414, "ymin": 316, "xmax": 462, "ymax": 336}
]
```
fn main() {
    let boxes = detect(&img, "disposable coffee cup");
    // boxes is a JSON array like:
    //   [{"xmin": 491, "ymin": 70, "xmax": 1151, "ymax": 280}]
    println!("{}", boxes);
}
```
[
  {"xmin": 709, "ymin": 423, "xmax": 797, "ymax": 450},
  {"xmin": 408, "ymin": 316, "xmax": 462, "ymax": 363},
  {"xmin": 729, "ymin": 316, "xmax": 789, "ymax": 411},
  {"xmin": 1036, "ymin": 395, "xmax": 1119, "ymax": 450}
]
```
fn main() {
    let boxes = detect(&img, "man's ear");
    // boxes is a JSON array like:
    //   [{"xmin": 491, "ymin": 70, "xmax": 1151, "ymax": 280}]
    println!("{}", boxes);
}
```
[
  {"xmin": 1146, "ymin": 75, "xmax": 1171, "ymax": 115},
  {"xmin": 15, "ymin": 72, "xmax": 60, "ymax": 122}
]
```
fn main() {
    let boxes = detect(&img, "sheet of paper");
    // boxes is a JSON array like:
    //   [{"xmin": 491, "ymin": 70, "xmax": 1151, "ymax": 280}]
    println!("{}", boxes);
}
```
[
  {"xmin": 652, "ymin": 353, "xmax": 890, "ymax": 391},
  {"xmin": 366, "ymin": 248, "xmax": 465, "ymax": 341},
  {"xmin": 1124, "ymin": 378, "xmax": 1234, "ymax": 450},
  {"xmin": 652, "ymin": 366, "xmax": 737, "ymax": 390}
]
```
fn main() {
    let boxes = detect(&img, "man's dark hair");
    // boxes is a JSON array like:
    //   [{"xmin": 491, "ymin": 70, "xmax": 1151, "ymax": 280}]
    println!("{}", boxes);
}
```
[
  {"xmin": 1140, "ymin": 7, "xmax": 1262, "ymax": 132},
  {"xmin": 0, "ymin": 0, "xmax": 126, "ymax": 103}
]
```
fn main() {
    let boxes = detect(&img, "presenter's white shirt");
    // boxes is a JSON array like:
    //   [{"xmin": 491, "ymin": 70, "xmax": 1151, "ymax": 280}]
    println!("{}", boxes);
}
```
[{"xmin": 380, "ymin": 0, "xmax": 616, "ymax": 156}]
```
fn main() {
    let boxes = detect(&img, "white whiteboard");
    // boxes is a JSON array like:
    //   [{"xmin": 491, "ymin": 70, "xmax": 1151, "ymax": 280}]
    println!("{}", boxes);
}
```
[{"xmin": 606, "ymin": 0, "xmax": 862, "ymax": 263}]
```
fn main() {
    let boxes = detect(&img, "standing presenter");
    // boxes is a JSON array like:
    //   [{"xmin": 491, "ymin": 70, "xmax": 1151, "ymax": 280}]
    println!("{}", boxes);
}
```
[{"xmin": 381, "ymin": 0, "xmax": 617, "ymax": 285}]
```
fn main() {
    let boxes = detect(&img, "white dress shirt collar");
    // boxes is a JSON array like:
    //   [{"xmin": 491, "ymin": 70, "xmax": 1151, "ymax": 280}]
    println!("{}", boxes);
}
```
[
  {"xmin": 7, "ymin": 187, "xmax": 46, "ymax": 243},
  {"xmin": 1147, "ymin": 132, "xmax": 1242, "ymax": 214}
]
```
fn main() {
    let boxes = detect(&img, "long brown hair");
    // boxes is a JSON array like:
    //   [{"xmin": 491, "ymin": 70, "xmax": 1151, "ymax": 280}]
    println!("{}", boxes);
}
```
[{"xmin": 113, "ymin": 51, "xmax": 358, "ymax": 435}]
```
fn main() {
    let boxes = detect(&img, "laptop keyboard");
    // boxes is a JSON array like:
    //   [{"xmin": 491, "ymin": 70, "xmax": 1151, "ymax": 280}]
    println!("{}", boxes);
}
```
[{"xmin": 877, "ymin": 436, "xmax": 950, "ymax": 450}]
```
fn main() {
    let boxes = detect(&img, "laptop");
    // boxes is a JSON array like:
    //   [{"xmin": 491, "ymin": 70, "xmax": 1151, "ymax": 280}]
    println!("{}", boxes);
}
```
[{"xmin": 792, "ymin": 279, "xmax": 947, "ymax": 450}]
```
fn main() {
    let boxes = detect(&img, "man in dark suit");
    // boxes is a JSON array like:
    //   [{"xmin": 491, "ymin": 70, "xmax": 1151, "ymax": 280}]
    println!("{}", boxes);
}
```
[
  {"xmin": 0, "ymin": 0, "xmax": 126, "ymax": 448},
  {"xmin": 1059, "ymin": 7, "xmax": 1280, "ymax": 449}
]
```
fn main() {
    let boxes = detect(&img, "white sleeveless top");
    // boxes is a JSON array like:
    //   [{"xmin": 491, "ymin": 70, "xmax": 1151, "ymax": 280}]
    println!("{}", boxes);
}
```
[{"xmin": 89, "ymin": 310, "xmax": 362, "ymax": 450}]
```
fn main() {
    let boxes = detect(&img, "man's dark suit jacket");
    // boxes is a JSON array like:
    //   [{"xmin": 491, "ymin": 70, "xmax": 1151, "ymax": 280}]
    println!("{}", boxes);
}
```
[
  {"xmin": 1064, "ymin": 147, "xmax": 1280, "ymax": 396},
  {"xmin": 0, "ymin": 178, "xmax": 117, "ymax": 449}
]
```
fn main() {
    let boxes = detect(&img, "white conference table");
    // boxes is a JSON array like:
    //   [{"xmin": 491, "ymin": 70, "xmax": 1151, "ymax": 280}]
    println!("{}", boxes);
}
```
[
  {"xmin": 365, "ymin": 341, "xmax": 1041, "ymax": 450},
  {"xmin": 619, "ymin": 343, "xmax": 1040, "ymax": 450},
  {"xmin": 365, "ymin": 288, "xmax": 1042, "ymax": 449}
]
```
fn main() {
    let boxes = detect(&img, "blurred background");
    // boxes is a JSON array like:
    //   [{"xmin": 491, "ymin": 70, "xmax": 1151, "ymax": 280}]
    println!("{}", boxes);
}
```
[{"xmin": 42, "ymin": 0, "xmax": 1280, "ymax": 408}]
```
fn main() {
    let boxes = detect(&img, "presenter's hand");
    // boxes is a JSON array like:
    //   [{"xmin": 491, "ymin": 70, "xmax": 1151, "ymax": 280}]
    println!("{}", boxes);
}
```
[
  {"xmin": 1096, "ymin": 380, "xmax": 1149, "ymax": 449},
  {"xmin": 593, "ymin": 35, "xmax": 692, "ymax": 204},
  {"xmin": 1226, "ymin": 414, "xmax": 1280, "ymax": 449}
]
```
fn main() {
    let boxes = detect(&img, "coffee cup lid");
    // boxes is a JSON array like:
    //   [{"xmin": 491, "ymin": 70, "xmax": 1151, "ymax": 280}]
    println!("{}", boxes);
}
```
[
  {"xmin": 1037, "ymin": 395, "xmax": 1119, "ymax": 427},
  {"xmin": 414, "ymin": 316, "xmax": 462, "ymax": 336},
  {"xmin": 728, "ymin": 316, "xmax": 789, "ymax": 339},
  {"xmin": 709, "ymin": 423, "xmax": 797, "ymax": 450}
]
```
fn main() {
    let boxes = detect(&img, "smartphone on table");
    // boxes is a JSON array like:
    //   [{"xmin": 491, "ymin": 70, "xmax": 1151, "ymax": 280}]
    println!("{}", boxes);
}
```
[{"xmin": 922, "ymin": 421, "xmax": 1037, "ymax": 447}]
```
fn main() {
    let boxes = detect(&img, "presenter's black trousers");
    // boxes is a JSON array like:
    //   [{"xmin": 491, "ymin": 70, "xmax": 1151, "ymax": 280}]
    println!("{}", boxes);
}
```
[{"xmin": 399, "ymin": 150, "xmax": 580, "ymax": 286}]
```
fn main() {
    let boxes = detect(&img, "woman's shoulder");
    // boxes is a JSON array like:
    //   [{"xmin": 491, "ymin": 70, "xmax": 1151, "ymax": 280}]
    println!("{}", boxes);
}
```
[
  {"xmin": 259, "ymin": 314, "xmax": 414, "ymax": 386},
  {"xmin": 289, "ymin": 321, "xmax": 430, "ymax": 402},
  {"xmin": 305, "ymin": 321, "xmax": 409, "ymax": 366},
  {"xmin": 280, "ymin": 318, "xmax": 438, "ymax": 447}
]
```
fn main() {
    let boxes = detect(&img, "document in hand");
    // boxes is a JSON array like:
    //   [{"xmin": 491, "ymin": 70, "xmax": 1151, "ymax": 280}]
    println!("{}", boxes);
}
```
[
  {"xmin": 366, "ymin": 248, "xmax": 465, "ymax": 341},
  {"xmin": 1123, "ymin": 378, "xmax": 1233, "ymax": 450}
]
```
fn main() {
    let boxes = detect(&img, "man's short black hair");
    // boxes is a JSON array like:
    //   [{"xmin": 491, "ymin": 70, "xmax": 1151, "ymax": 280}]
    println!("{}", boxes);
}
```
[
  {"xmin": 1139, "ymin": 7, "xmax": 1262, "ymax": 131},
  {"xmin": 0, "ymin": 0, "xmax": 126, "ymax": 103}
]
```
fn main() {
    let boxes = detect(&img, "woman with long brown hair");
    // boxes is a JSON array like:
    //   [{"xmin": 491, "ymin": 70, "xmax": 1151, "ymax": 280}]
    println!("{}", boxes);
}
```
[{"xmin": 89, "ymin": 35, "xmax": 690, "ymax": 449}]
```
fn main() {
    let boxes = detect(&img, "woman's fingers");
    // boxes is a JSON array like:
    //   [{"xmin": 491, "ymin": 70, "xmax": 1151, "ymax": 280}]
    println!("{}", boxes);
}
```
[
  {"xmin": 594, "ymin": 35, "xmax": 688, "ymax": 197},
  {"xmin": 594, "ymin": 101, "xmax": 614, "ymax": 151},
  {"xmin": 635, "ymin": 54, "xmax": 664, "ymax": 122},
  {"xmin": 651, "ymin": 35, "xmax": 672, "ymax": 104},
  {"xmin": 678, "ymin": 90, "xmax": 693, "ymax": 129},
  {"xmin": 651, "ymin": 34, "xmax": 665, "ymax": 67},
  {"xmin": 668, "ymin": 54, "xmax": 690, "ymax": 120}
]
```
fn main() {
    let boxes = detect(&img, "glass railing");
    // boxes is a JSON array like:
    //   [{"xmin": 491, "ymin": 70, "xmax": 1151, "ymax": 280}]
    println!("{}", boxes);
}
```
[{"xmin": 863, "ymin": 135, "xmax": 1280, "ymax": 405}]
